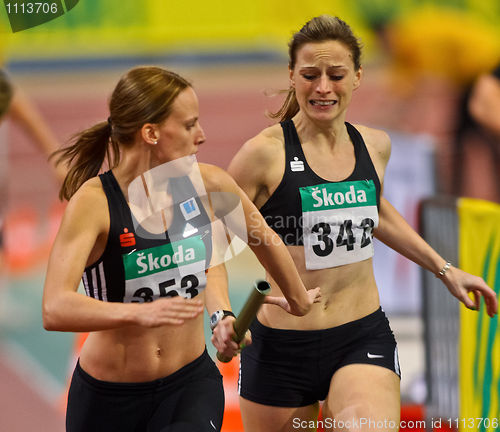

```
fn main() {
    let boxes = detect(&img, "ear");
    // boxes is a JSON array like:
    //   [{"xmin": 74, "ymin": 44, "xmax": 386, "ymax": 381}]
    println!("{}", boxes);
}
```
[
  {"xmin": 353, "ymin": 66, "xmax": 363, "ymax": 91},
  {"xmin": 289, "ymin": 67, "xmax": 295, "ymax": 88},
  {"xmin": 140, "ymin": 123, "xmax": 159, "ymax": 146}
]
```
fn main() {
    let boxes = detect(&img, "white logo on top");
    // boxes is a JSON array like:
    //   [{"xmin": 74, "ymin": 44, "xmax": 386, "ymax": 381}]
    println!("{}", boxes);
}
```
[
  {"xmin": 183, "ymin": 222, "xmax": 198, "ymax": 237},
  {"xmin": 290, "ymin": 157, "xmax": 304, "ymax": 172}
]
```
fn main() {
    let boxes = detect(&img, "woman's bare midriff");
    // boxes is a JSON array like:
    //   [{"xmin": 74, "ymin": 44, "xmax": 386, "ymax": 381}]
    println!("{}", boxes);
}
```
[
  {"xmin": 258, "ymin": 245, "xmax": 380, "ymax": 330},
  {"xmin": 79, "ymin": 312, "xmax": 206, "ymax": 383}
]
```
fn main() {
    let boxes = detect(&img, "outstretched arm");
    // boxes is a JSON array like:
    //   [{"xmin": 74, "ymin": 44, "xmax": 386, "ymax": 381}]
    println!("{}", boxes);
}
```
[
  {"xmin": 202, "ymin": 163, "xmax": 320, "ymax": 316},
  {"xmin": 375, "ymin": 197, "xmax": 498, "ymax": 317},
  {"xmin": 8, "ymin": 86, "xmax": 67, "ymax": 182}
]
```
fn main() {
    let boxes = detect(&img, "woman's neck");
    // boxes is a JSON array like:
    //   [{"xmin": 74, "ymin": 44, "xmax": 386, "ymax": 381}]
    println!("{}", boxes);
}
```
[
  {"xmin": 292, "ymin": 111, "xmax": 349, "ymax": 150},
  {"xmin": 112, "ymin": 144, "xmax": 157, "ymax": 187}
]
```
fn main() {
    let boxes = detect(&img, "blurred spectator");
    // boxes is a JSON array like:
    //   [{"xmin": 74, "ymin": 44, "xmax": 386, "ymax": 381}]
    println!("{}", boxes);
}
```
[
  {"xmin": 468, "ymin": 64, "xmax": 500, "ymax": 137},
  {"xmin": 0, "ymin": 69, "xmax": 65, "ymax": 322},
  {"xmin": 452, "ymin": 64, "xmax": 500, "ymax": 202}
]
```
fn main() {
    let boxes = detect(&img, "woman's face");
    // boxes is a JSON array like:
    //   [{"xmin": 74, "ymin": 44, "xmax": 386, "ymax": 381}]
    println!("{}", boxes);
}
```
[
  {"xmin": 154, "ymin": 86, "xmax": 206, "ymax": 162},
  {"xmin": 290, "ymin": 40, "xmax": 362, "ymax": 123}
]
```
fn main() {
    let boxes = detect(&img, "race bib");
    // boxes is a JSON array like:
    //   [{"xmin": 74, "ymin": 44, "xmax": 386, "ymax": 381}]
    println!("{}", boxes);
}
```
[
  {"xmin": 300, "ymin": 180, "xmax": 378, "ymax": 270},
  {"xmin": 122, "ymin": 235, "xmax": 207, "ymax": 302}
]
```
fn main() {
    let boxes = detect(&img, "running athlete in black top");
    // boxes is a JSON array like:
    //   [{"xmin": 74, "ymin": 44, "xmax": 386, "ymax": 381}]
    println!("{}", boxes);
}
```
[
  {"xmin": 42, "ymin": 66, "xmax": 320, "ymax": 432},
  {"xmin": 228, "ymin": 15, "xmax": 497, "ymax": 432},
  {"xmin": 260, "ymin": 120, "xmax": 380, "ymax": 247},
  {"xmin": 82, "ymin": 170, "xmax": 212, "ymax": 303}
]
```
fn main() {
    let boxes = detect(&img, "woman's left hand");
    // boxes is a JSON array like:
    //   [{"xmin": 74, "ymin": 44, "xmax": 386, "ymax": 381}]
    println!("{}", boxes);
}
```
[
  {"xmin": 211, "ymin": 316, "xmax": 252, "ymax": 360},
  {"xmin": 441, "ymin": 266, "xmax": 498, "ymax": 317}
]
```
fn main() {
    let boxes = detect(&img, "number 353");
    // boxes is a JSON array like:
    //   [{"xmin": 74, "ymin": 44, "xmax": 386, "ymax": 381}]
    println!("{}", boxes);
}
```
[{"xmin": 131, "ymin": 274, "xmax": 200, "ymax": 302}]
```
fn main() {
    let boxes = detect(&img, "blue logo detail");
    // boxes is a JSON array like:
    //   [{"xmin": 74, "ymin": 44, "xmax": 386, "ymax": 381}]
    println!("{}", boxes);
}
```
[
  {"xmin": 180, "ymin": 197, "xmax": 201, "ymax": 221},
  {"xmin": 183, "ymin": 200, "xmax": 197, "ymax": 214}
]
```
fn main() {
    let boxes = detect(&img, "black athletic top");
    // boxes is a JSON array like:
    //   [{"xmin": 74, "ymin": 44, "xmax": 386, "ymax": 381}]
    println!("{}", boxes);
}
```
[
  {"xmin": 82, "ymin": 170, "xmax": 212, "ymax": 303},
  {"xmin": 259, "ymin": 120, "xmax": 381, "ymax": 247}
]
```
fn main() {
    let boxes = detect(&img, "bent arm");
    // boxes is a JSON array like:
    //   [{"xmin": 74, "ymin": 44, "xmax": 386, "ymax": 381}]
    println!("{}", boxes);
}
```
[
  {"xmin": 42, "ymin": 187, "xmax": 138, "ymax": 331},
  {"xmin": 375, "ymin": 197, "xmax": 498, "ymax": 317},
  {"xmin": 246, "ymin": 220, "xmax": 313, "ymax": 316},
  {"xmin": 204, "ymin": 263, "xmax": 230, "ymax": 317},
  {"xmin": 205, "ymin": 165, "xmax": 315, "ymax": 316},
  {"xmin": 42, "ymin": 184, "xmax": 202, "ymax": 332},
  {"xmin": 205, "ymin": 263, "xmax": 245, "ymax": 357},
  {"xmin": 375, "ymin": 197, "xmax": 446, "ymax": 274}
]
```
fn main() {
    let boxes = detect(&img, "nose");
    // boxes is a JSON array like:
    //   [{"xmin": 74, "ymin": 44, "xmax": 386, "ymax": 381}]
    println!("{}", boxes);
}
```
[
  {"xmin": 316, "ymin": 74, "xmax": 331, "ymax": 95},
  {"xmin": 197, "ymin": 124, "xmax": 206, "ymax": 145}
]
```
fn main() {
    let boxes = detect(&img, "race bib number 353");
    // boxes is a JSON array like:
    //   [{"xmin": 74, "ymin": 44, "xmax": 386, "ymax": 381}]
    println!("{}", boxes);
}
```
[
  {"xmin": 122, "ymin": 235, "xmax": 206, "ymax": 302},
  {"xmin": 300, "ymin": 180, "xmax": 378, "ymax": 270}
]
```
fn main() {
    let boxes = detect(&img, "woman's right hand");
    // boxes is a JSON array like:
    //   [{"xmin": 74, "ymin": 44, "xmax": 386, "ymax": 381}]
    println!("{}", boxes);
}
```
[
  {"xmin": 264, "ymin": 286, "xmax": 322, "ymax": 316},
  {"xmin": 137, "ymin": 297, "xmax": 204, "ymax": 327}
]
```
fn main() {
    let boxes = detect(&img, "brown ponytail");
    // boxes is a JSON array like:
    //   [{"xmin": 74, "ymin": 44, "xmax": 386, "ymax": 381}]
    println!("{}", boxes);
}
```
[
  {"xmin": 53, "ymin": 66, "xmax": 191, "ymax": 201},
  {"xmin": 53, "ymin": 121, "xmax": 119, "ymax": 200},
  {"xmin": 268, "ymin": 88, "xmax": 300, "ymax": 122},
  {"xmin": 0, "ymin": 69, "xmax": 13, "ymax": 118}
]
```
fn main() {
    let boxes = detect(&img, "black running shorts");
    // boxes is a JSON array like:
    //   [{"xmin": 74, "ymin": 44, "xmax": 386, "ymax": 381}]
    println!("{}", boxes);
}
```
[
  {"xmin": 66, "ymin": 349, "xmax": 224, "ymax": 432},
  {"xmin": 239, "ymin": 307, "xmax": 400, "ymax": 407}
]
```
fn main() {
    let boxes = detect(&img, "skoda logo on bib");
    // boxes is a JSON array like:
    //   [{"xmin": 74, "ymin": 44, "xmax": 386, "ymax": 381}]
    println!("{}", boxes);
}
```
[
  {"xmin": 299, "ymin": 180, "xmax": 378, "ymax": 270},
  {"xmin": 121, "ymin": 235, "xmax": 207, "ymax": 302}
]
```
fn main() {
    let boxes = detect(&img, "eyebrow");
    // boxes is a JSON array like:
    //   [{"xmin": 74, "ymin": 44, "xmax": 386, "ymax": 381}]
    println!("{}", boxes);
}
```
[{"xmin": 299, "ymin": 65, "xmax": 349, "ymax": 71}]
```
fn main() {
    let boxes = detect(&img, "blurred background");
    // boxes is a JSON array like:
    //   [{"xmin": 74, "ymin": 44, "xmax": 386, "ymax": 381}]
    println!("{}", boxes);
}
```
[{"xmin": 0, "ymin": 0, "xmax": 499, "ymax": 431}]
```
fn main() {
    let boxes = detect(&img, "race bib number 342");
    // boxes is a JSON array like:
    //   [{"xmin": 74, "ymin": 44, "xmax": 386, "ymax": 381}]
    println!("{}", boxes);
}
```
[{"xmin": 300, "ymin": 180, "xmax": 378, "ymax": 270}]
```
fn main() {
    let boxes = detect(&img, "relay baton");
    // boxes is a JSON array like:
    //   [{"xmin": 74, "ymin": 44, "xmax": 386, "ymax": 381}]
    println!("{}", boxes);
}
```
[{"xmin": 216, "ymin": 280, "xmax": 271, "ymax": 363}]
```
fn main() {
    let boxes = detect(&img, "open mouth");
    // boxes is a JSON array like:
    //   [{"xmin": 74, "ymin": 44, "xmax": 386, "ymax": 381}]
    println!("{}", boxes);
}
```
[{"xmin": 310, "ymin": 100, "xmax": 337, "ymax": 106}]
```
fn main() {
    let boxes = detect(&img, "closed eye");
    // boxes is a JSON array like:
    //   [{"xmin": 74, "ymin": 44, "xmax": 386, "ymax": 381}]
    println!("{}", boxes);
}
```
[{"xmin": 185, "ymin": 120, "xmax": 197, "ymax": 130}]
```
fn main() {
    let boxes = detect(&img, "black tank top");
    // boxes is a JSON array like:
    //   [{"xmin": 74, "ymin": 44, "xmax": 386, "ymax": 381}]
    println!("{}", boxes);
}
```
[
  {"xmin": 82, "ymin": 170, "xmax": 212, "ymax": 303},
  {"xmin": 259, "ymin": 120, "xmax": 381, "ymax": 247}
]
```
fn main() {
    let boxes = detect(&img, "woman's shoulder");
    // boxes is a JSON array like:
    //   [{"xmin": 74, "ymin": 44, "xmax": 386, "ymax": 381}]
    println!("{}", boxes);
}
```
[
  {"xmin": 199, "ymin": 163, "xmax": 235, "ymax": 193},
  {"xmin": 351, "ymin": 123, "xmax": 391, "ymax": 165},
  {"xmin": 71, "ymin": 176, "xmax": 106, "ymax": 202},
  {"xmin": 244, "ymin": 123, "xmax": 284, "ymax": 155},
  {"xmin": 64, "ymin": 176, "xmax": 108, "ymax": 222},
  {"xmin": 228, "ymin": 123, "xmax": 285, "ymax": 178},
  {"xmin": 54, "ymin": 175, "xmax": 109, "ymax": 242}
]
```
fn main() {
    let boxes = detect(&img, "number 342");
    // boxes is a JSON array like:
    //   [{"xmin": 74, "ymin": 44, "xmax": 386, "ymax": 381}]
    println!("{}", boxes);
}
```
[{"xmin": 311, "ymin": 218, "xmax": 374, "ymax": 257}]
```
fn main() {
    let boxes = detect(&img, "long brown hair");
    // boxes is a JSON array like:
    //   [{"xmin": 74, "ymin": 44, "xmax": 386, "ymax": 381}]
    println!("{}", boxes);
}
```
[
  {"xmin": 271, "ymin": 15, "xmax": 362, "ymax": 122},
  {"xmin": 54, "ymin": 66, "xmax": 191, "ymax": 200}
]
